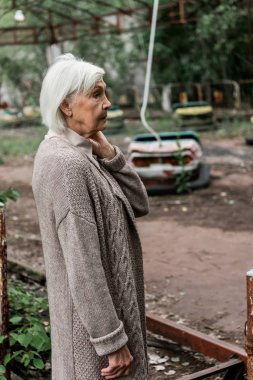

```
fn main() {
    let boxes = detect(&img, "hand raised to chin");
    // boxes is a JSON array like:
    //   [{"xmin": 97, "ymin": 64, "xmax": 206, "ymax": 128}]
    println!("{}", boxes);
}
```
[{"xmin": 88, "ymin": 132, "xmax": 116, "ymax": 160}]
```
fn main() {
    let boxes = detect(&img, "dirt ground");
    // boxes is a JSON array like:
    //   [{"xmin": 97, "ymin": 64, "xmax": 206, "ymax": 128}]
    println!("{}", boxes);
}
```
[{"xmin": 1, "ymin": 129, "xmax": 253, "ymax": 378}]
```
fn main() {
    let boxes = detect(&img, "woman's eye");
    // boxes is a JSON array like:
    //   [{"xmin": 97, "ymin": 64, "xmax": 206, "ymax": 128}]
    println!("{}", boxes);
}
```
[{"xmin": 93, "ymin": 92, "xmax": 100, "ymax": 98}]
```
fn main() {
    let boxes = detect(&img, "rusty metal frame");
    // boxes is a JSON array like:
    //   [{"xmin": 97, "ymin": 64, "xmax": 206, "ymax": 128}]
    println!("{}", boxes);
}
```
[
  {"xmin": 146, "ymin": 312, "xmax": 246, "ymax": 379},
  {"xmin": 0, "ymin": 1, "xmax": 197, "ymax": 45},
  {"xmin": 246, "ymin": 271, "xmax": 253, "ymax": 380},
  {"xmin": 0, "ymin": 204, "xmax": 11, "ymax": 380},
  {"xmin": 1, "ymin": 0, "xmax": 247, "ymax": 46}
]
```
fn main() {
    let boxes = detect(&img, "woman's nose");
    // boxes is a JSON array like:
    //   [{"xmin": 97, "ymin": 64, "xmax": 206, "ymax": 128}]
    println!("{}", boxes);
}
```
[{"xmin": 103, "ymin": 96, "xmax": 111, "ymax": 110}]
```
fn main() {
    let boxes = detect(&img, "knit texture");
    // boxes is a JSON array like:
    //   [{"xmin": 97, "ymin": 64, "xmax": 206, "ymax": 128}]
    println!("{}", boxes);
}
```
[{"xmin": 32, "ymin": 131, "xmax": 149, "ymax": 380}]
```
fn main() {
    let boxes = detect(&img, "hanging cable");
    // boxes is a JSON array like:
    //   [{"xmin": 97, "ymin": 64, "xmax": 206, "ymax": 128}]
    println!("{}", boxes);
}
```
[{"xmin": 140, "ymin": 0, "xmax": 161, "ymax": 145}]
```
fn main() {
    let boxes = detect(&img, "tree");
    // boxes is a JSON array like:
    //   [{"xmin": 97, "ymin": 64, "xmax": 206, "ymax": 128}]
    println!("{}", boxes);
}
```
[
  {"xmin": 0, "ymin": 45, "xmax": 47, "ymax": 107},
  {"xmin": 0, "ymin": 0, "xmax": 252, "ymax": 104},
  {"xmin": 151, "ymin": 0, "xmax": 251, "ymax": 84}
]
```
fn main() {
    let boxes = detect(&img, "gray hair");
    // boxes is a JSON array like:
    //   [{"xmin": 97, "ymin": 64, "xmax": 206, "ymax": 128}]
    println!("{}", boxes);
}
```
[{"xmin": 40, "ymin": 53, "xmax": 105, "ymax": 133}]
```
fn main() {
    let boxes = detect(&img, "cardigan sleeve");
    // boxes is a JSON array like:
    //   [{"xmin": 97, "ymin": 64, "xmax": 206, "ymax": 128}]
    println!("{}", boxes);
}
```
[
  {"xmin": 99, "ymin": 146, "xmax": 149, "ymax": 217},
  {"xmin": 57, "ymin": 210, "xmax": 128, "ymax": 356}
]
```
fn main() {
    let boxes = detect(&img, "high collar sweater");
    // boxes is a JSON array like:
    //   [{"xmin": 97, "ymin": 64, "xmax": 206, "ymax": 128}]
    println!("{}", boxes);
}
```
[{"xmin": 32, "ymin": 127, "xmax": 149, "ymax": 380}]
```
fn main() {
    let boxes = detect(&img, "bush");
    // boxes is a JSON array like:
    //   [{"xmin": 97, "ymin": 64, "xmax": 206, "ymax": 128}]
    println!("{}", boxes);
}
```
[{"xmin": 0, "ymin": 283, "xmax": 51, "ymax": 379}]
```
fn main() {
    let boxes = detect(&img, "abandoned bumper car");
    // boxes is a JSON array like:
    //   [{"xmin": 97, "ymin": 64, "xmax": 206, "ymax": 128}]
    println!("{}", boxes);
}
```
[
  {"xmin": 0, "ymin": 106, "xmax": 40, "ymax": 127},
  {"xmin": 173, "ymin": 101, "xmax": 214, "ymax": 129},
  {"xmin": 127, "ymin": 131, "xmax": 210, "ymax": 193},
  {"xmin": 106, "ymin": 105, "xmax": 124, "ymax": 133}
]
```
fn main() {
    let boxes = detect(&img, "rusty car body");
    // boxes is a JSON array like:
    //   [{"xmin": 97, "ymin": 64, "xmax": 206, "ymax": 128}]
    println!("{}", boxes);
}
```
[{"xmin": 127, "ymin": 131, "xmax": 209, "ymax": 193}]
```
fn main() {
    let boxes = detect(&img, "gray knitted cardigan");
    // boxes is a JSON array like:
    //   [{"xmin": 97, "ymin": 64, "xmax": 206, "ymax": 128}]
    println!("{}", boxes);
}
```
[{"xmin": 32, "ymin": 128, "xmax": 149, "ymax": 380}]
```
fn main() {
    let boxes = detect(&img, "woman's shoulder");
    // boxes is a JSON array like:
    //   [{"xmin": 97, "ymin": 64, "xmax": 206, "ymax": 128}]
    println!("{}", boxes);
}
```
[
  {"xmin": 34, "ymin": 138, "xmax": 93, "ymax": 193},
  {"xmin": 33, "ymin": 138, "xmax": 96, "ymax": 222},
  {"xmin": 36, "ymin": 137, "xmax": 88, "ymax": 168}
]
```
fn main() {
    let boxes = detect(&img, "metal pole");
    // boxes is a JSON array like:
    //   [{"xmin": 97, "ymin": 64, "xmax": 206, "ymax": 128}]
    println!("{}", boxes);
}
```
[
  {"xmin": 247, "ymin": 0, "xmax": 253, "ymax": 74},
  {"xmin": 140, "ymin": 0, "xmax": 162, "ymax": 145},
  {"xmin": 246, "ymin": 269, "xmax": 253, "ymax": 380},
  {"xmin": 0, "ymin": 204, "xmax": 11, "ymax": 379},
  {"xmin": 179, "ymin": 0, "xmax": 186, "ymax": 24}
]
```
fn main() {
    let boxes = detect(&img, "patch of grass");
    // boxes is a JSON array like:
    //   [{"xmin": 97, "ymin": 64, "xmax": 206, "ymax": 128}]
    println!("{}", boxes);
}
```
[
  {"xmin": 0, "ymin": 125, "xmax": 45, "ymax": 161},
  {"xmin": 1, "ymin": 116, "xmax": 252, "ymax": 164},
  {"xmin": 211, "ymin": 119, "xmax": 253, "ymax": 138},
  {"xmin": 125, "ymin": 114, "xmax": 253, "ymax": 139},
  {"xmin": 114, "ymin": 115, "xmax": 181, "ymax": 137}
]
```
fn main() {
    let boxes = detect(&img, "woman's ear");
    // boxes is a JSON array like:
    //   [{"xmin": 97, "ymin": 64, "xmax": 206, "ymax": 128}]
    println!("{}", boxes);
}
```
[{"xmin": 60, "ymin": 100, "xmax": 72, "ymax": 117}]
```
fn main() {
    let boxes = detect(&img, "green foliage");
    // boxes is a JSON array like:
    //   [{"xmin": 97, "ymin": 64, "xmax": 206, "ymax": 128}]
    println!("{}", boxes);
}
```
[
  {"xmin": 74, "ymin": 30, "xmax": 144, "ymax": 99},
  {"xmin": 0, "ymin": 1, "xmax": 252, "ymax": 105},
  {"xmin": 174, "ymin": 138, "xmax": 191, "ymax": 194},
  {"xmin": 8, "ymin": 285, "xmax": 49, "ymax": 317},
  {"xmin": 0, "ymin": 188, "xmax": 20, "ymax": 204},
  {"xmin": 0, "ymin": 46, "xmax": 47, "ymax": 107},
  {"xmin": 151, "ymin": 0, "xmax": 251, "ymax": 84},
  {"xmin": 0, "ymin": 363, "xmax": 7, "ymax": 380},
  {"xmin": 0, "ymin": 284, "xmax": 50, "ymax": 377}
]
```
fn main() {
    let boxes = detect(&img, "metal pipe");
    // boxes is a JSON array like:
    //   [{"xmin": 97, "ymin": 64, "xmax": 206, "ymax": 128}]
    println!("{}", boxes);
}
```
[
  {"xmin": 140, "ymin": 0, "xmax": 162, "ymax": 145},
  {"xmin": 246, "ymin": 269, "xmax": 253, "ymax": 380}
]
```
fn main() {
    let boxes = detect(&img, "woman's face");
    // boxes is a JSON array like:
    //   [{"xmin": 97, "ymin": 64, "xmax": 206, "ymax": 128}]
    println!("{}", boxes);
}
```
[{"xmin": 63, "ymin": 79, "xmax": 111, "ymax": 138}]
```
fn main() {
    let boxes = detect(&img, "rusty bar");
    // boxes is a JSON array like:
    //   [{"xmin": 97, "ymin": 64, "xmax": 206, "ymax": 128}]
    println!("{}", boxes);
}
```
[
  {"xmin": 176, "ymin": 358, "xmax": 244, "ymax": 379},
  {"xmin": 93, "ymin": 16, "xmax": 101, "ymax": 35},
  {"xmin": 0, "ymin": 0, "xmax": 197, "ymax": 46},
  {"xmin": 116, "ymin": 13, "xmax": 123, "ymax": 33},
  {"xmin": 179, "ymin": 0, "xmax": 186, "ymax": 23},
  {"xmin": 146, "ymin": 312, "xmax": 247, "ymax": 363},
  {"xmin": 0, "ymin": 204, "xmax": 11, "ymax": 379},
  {"xmin": 247, "ymin": 0, "xmax": 253, "ymax": 74},
  {"xmin": 246, "ymin": 269, "xmax": 253, "ymax": 380}
]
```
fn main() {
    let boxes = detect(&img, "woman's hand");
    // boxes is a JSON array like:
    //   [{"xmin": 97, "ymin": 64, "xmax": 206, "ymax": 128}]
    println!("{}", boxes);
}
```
[
  {"xmin": 101, "ymin": 344, "xmax": 133, "ymax": 379},
  {"xmin": 88, "ymin": 132, "xmax": 116, "ymax": 160}
]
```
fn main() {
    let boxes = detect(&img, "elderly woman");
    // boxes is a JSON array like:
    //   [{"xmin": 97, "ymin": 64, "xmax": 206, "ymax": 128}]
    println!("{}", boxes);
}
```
[{"xmin": 32, "ymin": 54, "xmax": 149, "ymax": 380}]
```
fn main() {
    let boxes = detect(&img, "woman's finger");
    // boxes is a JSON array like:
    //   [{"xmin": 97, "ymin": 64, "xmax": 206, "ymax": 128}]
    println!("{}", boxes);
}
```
[
  {"xmin": 103, "ymin": 367, "xmax": 128, "ymax": 379},
  {"xmin": 101, "ymin": 364, "xmax": 121, "ymax": 376},
  {"xmin": 102, "ymin": 363, "xmax": 132, "ymax": 379},
  {"xmin": 122, "ymin": 367, "xmax": 131, "ymax": 376}
]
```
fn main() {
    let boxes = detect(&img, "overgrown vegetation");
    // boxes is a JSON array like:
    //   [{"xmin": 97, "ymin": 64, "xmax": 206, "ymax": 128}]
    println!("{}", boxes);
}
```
[
  {"xmin": 151, "ymin": 0, "xmax": 252, "ymax": 84},
  {"xmin": 0, "ymin": 188, "xmax": 50, "ymax": 379},
  {"xmin": 0, "ymin": 1, "xmax": 252, "ymax": 104},
  {"xmin": 0, "ymin": 188, "xmax": 20, "ymax": 204},
  {"xmin": 174, "ymin": 138, "xmax": 192, "ymax": 194},
  {"xmin": 0, "ymin": 46, "xmax": 46, "ymax": 107},
  {"xmin": 0, "ymin": 282, "xmax": 50, "ymax": 379},
  {"xmin": 0, "ymin": 186, "xmax": 48, "ymax": 379}
]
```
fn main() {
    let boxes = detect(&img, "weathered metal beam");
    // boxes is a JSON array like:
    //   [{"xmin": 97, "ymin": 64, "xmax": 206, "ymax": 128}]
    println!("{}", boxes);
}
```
[
  {"xmin": 177, "ymin": 358, "xmax": 244, "ymax": 380},
  {"xmin": 146, "ymin": 313, "xmax": 247, "ymax": 363},
  {"xmin": 0, "ymin": 1, "xmax": 197, "ymax": 45},
  {"xmin": 0, "ymin": 204, "xmax": 11, "ymax": 380},
  {"xmin": 246, "ymin": 270, "xmax": 253, "ymax": 380}
]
